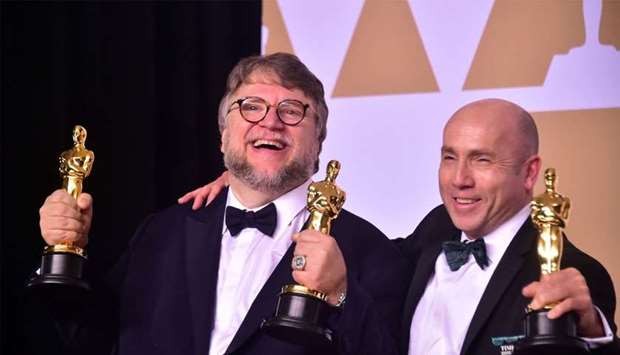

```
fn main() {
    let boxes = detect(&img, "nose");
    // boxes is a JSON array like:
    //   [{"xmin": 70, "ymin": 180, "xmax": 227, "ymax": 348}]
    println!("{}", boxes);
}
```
[
  {"xmin": 258, "ymin": 106, "xmax": 285, "ymax": 130},
  {"xmin": 453, "ymin": 161, "xmax": 474, "ymax": 189}
]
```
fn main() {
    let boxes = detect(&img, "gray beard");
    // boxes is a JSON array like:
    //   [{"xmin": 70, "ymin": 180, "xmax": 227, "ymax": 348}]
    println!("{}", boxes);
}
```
[{"xmin": 223, "ymin": 149, "xmax": 315, "ymax": 194}]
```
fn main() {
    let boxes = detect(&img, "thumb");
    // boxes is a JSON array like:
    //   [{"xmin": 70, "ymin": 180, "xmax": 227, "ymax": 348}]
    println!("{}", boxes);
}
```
[{"xmin": 77, "ymin": 193, "xmax": 93, "ymax": 213}]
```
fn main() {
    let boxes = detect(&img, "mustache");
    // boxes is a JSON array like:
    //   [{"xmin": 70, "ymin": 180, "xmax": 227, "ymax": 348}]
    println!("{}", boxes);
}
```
[{"xmin": 245, "ymin": 132, "xmax": 292, "ymax": 145}]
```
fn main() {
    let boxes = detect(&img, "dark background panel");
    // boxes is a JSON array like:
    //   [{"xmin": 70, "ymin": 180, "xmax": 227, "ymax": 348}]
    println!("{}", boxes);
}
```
[{"xmin": 1, "ymin": 2, "xmax": 261, "ymax": 354}]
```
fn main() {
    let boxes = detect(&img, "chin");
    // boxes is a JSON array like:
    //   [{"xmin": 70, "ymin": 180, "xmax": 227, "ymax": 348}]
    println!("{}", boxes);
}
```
[{"xmin": 449, "ymin": 216, "xmax": 479, "ymax": 235}]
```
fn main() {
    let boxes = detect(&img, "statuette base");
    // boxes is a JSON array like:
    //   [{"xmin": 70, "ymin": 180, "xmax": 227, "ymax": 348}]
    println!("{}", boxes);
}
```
[
  {"xmin": 262, "ymin": 285, "xmax": 333, "ymax": 347},
  {"xmin": 514, "ymin": 310, "xmax": 589, "ymax": 355},
  {"xmin": 26, "ymin": 252, "xmax": 90, "ymax": 302}
]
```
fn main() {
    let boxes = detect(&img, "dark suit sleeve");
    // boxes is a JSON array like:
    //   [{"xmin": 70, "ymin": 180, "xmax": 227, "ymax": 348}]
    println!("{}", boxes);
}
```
[
  {"xmin": 563, "ymin": 238, "xmax": 620, "ymax": 354},
  {"xmin": 394, "ymin": 205, "xmax": 456, "ymax": 269},
  {"xmin": 329, "ymin": 211, "xmax": 410, "ymax": 355}
]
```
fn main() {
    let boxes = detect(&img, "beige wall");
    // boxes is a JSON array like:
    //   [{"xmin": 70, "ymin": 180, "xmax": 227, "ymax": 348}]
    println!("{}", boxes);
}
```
[{"xmin": 533, "ymin": 108, "xmax": 620, "ymax": 327}]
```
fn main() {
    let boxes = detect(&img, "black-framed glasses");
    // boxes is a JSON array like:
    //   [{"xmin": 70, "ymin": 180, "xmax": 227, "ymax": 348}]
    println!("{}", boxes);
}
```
[{"xmin": 227, "ymin": 96, "xmax": 310, "ymax": 126}]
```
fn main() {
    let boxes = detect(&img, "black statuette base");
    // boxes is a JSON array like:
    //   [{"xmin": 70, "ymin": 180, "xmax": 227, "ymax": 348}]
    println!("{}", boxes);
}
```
[
  {"xmin": 26, "ymin": 252, "xmax": 90, "ymax": 303},
  {"xmin": 261, "ymin": 291, "xmax": 333, "ymax": 347},
  {"xmin": 514, "ymin": 310, "xmax": 589, "ymax": 355}
]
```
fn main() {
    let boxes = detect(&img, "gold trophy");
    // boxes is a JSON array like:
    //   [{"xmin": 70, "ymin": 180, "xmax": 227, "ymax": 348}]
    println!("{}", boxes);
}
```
[
  {"xmin": 515, "ymin": 168, "xmax": 588, "ymax": 354},
  {"xmin": 262, "ymin": 160, "xmax": 346, "ymax": 347},
  {"xmin": 27, "ymin": 125, "xmax": 94, "ymax": 297}
]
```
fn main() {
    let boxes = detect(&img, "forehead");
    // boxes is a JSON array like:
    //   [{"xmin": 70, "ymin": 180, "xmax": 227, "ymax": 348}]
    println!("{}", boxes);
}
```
[
  {"xmin": 442, "ymin": 105, "xmax": 518, "ymax": 155},
  {"xmin": 233, "ymin": 71, "xmax": 309, "ymax": 102}
]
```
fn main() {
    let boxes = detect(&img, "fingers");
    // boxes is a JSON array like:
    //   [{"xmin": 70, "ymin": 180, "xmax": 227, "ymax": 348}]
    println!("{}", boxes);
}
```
[
  {"xmin": 177, "ymin": 190, "xmax": 197, "ymax": 205},
  {"xmin": 524, "ymin": 269, "xmax": 588, "ymax": 314},
  {"xmin": 177, "ymin": 188, "xmax": 209, "ymax": 210},
  {"xmin": 192, "ymin": 190, "xmax": 205, "ymax": 210},
  {"xmin": 522, "ymin": 280, "xmax": 540, "ymax": 299},
  {"xmin": 76, "ymin": 192, "xmax": 93, "ymax": 210},
  {"xmin": 39, "ymin": 189, "xmax": 91, "ymax": 247},
  {"xmin": 201, "ymin": 172, "xmax": 230, "ymax": 208},
  {"xmin": 521, "ymin": 268, "xmax": 603, "ymax": 336},
  {"xmin": 291, "ymin": 231, "xmax": 347, "ymax": 305},
  {"xmin": 547, "ymin": 294, "xmax": 591, "ymax": 319},
  {"xmin": 292, "ymin": 230, "xmax": 324, "ymax": 243},
  {"xmin": 177, "ymin": 171, "xmax": 231, "ymax": 210}
]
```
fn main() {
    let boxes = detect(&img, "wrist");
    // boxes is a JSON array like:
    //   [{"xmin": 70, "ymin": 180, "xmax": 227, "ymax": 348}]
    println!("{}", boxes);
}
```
[
  {"xmin": 327, "ymin": 282, "xmax": 347, "ymax": 307},
  {"xmin": 579, "ymin": 308, "xmax": 605, "ymax": 337}
]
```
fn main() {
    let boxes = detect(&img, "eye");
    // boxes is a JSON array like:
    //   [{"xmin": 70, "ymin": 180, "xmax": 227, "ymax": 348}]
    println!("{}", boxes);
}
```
[
  {"xmin": 279, "ymin": 103, "xmax": 304, "ymax": 117},
  {"xmin": 284, "ymin": 108, "xmax": 302, "ymax": 116},
  {"xmin": 441, "ymin": 153, "xmax": 456, "ymax": 161},
  {"xmin": 473, "ymin": 156, "xmax": 492, "ymax": 165},
  {"xmin": 242, "ymin": 103, "xmax": 261, "ymax": 111}
]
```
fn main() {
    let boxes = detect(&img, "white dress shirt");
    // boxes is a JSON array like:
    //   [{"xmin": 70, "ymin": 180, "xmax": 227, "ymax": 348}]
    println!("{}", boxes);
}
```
[
  {"xmin": 408, "ymin": 204, "xmax": 613, "ymax": 355},
  {"xmin": 208, "ymin": 180, "xmax": 310, "ymax": 355}
]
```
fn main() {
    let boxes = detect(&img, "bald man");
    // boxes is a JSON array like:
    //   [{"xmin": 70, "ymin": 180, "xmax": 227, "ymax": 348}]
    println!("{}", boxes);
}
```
[
  {"xmin": 399, "ymin": 99, "xmax": 617, "ymax": 355},
  {"xmin": 180, "ymin": 98, "xmax": 619, "ymax": 354}
]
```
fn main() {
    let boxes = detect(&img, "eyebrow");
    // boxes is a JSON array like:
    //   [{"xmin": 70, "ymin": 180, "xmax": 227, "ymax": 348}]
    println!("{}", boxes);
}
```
[
  {"xmin": 441, "ymin": 146, "xmax": 455, "ymax": 155},
  {"xmin": 441, "ymin": 146, "xmax": 494, "ymax": 158}
]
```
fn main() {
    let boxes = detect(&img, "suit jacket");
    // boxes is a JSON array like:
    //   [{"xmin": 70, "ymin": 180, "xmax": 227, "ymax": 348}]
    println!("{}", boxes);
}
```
[
  {"xmin": 59, "ymin": 189, "xmax": 408, "ymax": 355},
  {"xmin": 397, "ymin": 205, "xmax": 619, "ymax": 355}
]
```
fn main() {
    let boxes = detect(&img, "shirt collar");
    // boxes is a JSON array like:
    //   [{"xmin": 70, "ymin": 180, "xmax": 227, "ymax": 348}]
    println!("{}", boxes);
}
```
[
  {"xmin": 461, "ymin": 203, "xmax": 531, "ymax": 265},
  {"xmin": 224, "ymin": 180, "xmax": 310, "ymax": 235}
]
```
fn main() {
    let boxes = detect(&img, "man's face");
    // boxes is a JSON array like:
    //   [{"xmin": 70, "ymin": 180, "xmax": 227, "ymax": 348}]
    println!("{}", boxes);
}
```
[
  {"xmin": 438, "ymin": 104, "xmax": 538, "ymax": 238},
  {"xmin": 221, "ymin": 73, "xmax": 319, "ymax": 193}
]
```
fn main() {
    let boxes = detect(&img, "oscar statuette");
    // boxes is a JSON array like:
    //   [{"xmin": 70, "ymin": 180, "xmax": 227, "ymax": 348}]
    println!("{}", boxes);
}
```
[
  {"xmin": 261, "ymin": 160, "xmax": 346, "ymax": 347},
  {"xmin": 26, "ymin": 125, "xmax": 95, "ymax": 300},
  {"xmin": 514, "ymin": 168, "xmax": 589, "ymax": 354}
]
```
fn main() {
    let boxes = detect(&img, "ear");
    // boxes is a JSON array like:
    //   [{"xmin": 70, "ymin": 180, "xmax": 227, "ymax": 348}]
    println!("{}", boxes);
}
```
[{"xmin": 523, "ymin": 155, "xmax": 541, "ymax": 192}]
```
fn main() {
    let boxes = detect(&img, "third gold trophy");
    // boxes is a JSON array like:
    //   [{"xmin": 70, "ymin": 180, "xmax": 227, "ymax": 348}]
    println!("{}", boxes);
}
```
[
  {"xmin": 262, "ymin": 160, "xmax": 346, "ymax": 347},
  {"xmin": 514, "ymin": 168, "xmax": 588, "ymax": 355}
]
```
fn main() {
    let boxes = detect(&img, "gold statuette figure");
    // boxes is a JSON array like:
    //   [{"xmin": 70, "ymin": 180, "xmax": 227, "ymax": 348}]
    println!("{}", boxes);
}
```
[
  {"xmin": 306, "ymin": 160, "xmax": 346, "ymax": 235},
  {"xmin": 530, "ymin": 168, "xmax": 570, "ymax": 277},
  {"xmin": 59, "ymin": 125, "xmax": 95, "ymax": 199}
]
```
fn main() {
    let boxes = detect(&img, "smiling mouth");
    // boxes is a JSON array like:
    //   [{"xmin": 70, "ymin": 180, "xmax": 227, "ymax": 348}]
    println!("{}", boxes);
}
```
[
  {"xmin": 454, "ymin": 197, "xmax": 480, "ymax": 205},
  {"xmin": 252, "ymin": 139, "xmax": 285, "ymax": 151}
]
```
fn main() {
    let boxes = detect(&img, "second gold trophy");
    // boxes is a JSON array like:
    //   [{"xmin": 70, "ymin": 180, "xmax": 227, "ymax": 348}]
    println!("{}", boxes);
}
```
[{"xmin": 262, "ymin": 160, "xmax": 346, "ymax": 347}]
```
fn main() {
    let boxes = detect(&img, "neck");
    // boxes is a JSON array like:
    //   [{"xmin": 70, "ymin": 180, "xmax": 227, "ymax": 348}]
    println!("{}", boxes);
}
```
[{"xmin": 228, "ymin": 175, "xmax": 286, "ymax": 208}]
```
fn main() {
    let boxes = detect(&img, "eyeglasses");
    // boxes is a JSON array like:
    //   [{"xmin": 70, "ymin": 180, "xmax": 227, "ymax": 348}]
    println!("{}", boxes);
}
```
[{"xmin": 227, "ymin": 96, "xmax": 310, "ymax": 126}]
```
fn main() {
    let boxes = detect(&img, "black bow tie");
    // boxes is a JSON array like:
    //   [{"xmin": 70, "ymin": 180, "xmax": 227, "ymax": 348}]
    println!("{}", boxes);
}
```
[
  {"xmin": 442, "ymin": 238, "xmax": 489, "ymax": 272},
  {"xmin": 225, "ymin": 203, "xmax": 277, "ymax": 237}
]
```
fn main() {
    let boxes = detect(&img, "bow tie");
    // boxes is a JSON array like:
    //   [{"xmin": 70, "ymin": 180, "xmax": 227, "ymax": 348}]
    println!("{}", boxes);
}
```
[
  {"xmin": 225, "ymin": 203, "xmax": 277, "ymax": 237},
  {"xmin": 442, "ymin": 238, "xmax": 489, "ymax": 272}
]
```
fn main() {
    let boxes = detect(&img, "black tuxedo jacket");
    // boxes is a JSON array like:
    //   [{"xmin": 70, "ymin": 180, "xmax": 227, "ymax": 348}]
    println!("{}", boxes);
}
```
[
  {"xmin": 59, "ymin": 189, "xmax": 408, "ymax": 355},
  {"xmin": 397, "ymin": 205, "xmax": 619, "ymax": 355}
]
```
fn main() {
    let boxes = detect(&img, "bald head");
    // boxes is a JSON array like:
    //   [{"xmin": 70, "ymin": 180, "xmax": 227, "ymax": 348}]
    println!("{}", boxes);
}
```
[{"xmin": 447, "ymin": 98, "xmax": 539, "ymax": 161}]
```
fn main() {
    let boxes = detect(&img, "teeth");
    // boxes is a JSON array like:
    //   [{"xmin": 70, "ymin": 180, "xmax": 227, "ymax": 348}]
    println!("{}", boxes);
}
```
[
  {"xmin": 455, "ymin": 198, "xmax": 477, "ymax": 204},
  {"xmin": 253, "ymin": 139, "xmax": 283, "ymax": 149}
]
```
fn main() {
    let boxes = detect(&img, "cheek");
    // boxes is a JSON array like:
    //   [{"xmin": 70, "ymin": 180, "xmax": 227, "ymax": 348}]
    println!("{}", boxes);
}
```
[
  {"xmin": 294, "ymin": 128, "xmax": 317, "ymax": 153},
  {"xmin": 438, "ymin": 165, "xmax": 452, "ymax": 189},
  {"xmin": 477, "ymin": 172, "xmax": 508, "ymax": 203}
]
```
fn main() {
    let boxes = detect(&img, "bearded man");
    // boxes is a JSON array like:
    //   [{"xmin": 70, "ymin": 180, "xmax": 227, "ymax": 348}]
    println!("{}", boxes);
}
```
[{"xmin": 37, "ymin": 53, "xmax": 408, "ymax": 355}]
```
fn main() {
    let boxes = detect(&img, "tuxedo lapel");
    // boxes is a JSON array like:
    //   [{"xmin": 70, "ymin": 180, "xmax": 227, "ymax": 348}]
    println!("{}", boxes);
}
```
[
  {"xmin": 185, "ymin": 192, "xmax": 227, "ymax": 355},
  {"xmin": 225, "ymin": 242, "xmax": 296, "ymax": 353},
  {"xmin": 459, "ymin": 219, "xmax": 537, "ymax": 355}
]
